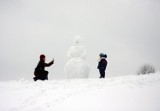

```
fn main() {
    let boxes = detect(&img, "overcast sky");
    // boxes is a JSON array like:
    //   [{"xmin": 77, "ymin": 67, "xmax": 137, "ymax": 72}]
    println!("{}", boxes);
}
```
[{"xmin": 0, "ymin": 0, "xmax": 160, "ymax": 80}]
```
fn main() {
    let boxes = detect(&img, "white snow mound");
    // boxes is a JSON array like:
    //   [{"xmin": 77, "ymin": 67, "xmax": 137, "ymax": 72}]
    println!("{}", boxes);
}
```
[{"xmin": 0, "ymin": 73, "xmax": 160, "ymax": 111}]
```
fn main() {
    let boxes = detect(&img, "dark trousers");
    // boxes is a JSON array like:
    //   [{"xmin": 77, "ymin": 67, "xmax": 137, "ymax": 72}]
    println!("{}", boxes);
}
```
[
  {"xmin": 34, "ymin": 70, "xmax": 48, "ymax": 81},
  {"xmin": 99, "ymin": 70, "xmax": 105, "ymax": 78}
]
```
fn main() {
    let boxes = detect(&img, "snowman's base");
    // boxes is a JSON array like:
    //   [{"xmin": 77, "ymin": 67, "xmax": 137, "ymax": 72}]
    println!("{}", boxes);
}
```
[{"xmin": 65, "ymin": 58, "xmax": 90, "ymax": 79}]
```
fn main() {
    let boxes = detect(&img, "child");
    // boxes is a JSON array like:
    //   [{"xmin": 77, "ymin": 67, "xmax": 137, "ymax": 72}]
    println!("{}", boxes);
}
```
[
  {"xmin": 97, "ymin": 53, "xmax": 107, "ymax": 78},
  {"xmin": 33, "ymin": 54, "xmax": 54, "ymax": 81}
]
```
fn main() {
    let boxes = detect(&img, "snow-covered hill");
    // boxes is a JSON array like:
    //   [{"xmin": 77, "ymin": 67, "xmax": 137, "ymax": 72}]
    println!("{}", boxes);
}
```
[{"xmin": 0, "ymin": 73, "xmax": 160, "ymax": 111}]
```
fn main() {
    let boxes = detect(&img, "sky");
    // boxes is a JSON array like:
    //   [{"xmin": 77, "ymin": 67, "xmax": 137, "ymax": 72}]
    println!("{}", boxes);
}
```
[{"xmin": 0, "ymin": 0, "xmax": 160, "ymax": 80}]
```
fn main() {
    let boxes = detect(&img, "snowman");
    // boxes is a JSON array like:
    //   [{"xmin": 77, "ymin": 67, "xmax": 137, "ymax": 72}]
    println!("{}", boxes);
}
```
[{"xmin": 64, "ymin": 35, "xmax": 90, "ymax": 79}]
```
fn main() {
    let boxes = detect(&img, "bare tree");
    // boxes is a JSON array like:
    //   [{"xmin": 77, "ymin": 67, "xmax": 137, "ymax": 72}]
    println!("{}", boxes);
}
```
[{"xmin": 137, "ymin": 64, "xmax": 156, "ymax": 75}]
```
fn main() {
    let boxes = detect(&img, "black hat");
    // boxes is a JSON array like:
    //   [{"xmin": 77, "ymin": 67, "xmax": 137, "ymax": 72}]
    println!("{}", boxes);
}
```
[
  {"xmin": 99, "ymin": 53, "xmax": 107, "ymax": 58},
  {"xmin": 40, "ymin": 54, "xmax": 45, "ymax": 60}
]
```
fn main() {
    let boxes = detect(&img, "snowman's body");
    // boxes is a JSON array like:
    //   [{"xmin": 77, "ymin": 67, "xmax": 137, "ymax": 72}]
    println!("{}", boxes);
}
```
[{"xmin": 65, "ymin": 36, "xmax": 90, "ymax": 79}]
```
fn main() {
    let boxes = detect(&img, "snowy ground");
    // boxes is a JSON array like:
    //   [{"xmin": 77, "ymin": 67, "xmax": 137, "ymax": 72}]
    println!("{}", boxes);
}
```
[{"xmin": 0, "ymin": 73, "xmax": 160, "ymax": 111}]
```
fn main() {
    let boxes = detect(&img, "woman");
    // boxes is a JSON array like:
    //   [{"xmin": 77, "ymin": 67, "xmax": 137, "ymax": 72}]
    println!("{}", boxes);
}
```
[
  {"xmin": 33, "ymin": 54, "xmax": 54, "ymax": 81},
  {"xmin": 97, "ymin": 53, "xmax": 107, "ymax": 78}
]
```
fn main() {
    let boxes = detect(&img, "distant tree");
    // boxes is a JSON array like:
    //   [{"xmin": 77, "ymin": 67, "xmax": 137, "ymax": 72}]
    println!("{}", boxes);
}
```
[{"xmin": 137, "ymin": 64, "xmax": 156, "ymax": 75}]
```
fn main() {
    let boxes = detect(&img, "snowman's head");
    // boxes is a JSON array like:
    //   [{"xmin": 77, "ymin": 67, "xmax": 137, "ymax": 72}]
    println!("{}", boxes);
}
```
[{"xmin": 74, "ymin": 35, "xmax": 82, "ymax": 46}]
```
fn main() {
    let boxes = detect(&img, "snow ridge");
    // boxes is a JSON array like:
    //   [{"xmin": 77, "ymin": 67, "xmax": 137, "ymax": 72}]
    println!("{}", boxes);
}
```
[{"xmin": 0, "ymin": 73, "xmax": 160, "ymax": 111}]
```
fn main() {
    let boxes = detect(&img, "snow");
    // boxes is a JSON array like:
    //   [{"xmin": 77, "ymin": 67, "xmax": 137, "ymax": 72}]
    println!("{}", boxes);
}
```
[{"xmin": 0, "ymin": 73, "xmax": 160, "ymax": 111}]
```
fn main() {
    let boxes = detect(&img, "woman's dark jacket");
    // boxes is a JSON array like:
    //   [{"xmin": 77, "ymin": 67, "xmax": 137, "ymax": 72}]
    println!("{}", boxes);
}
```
[
  {"xmin": 97, "ymin": 58, "xmax": 107, "ymax": 71},
  {"xmin": 35, "ymin": 60, "xmax": 53, "ymax": 72}
]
